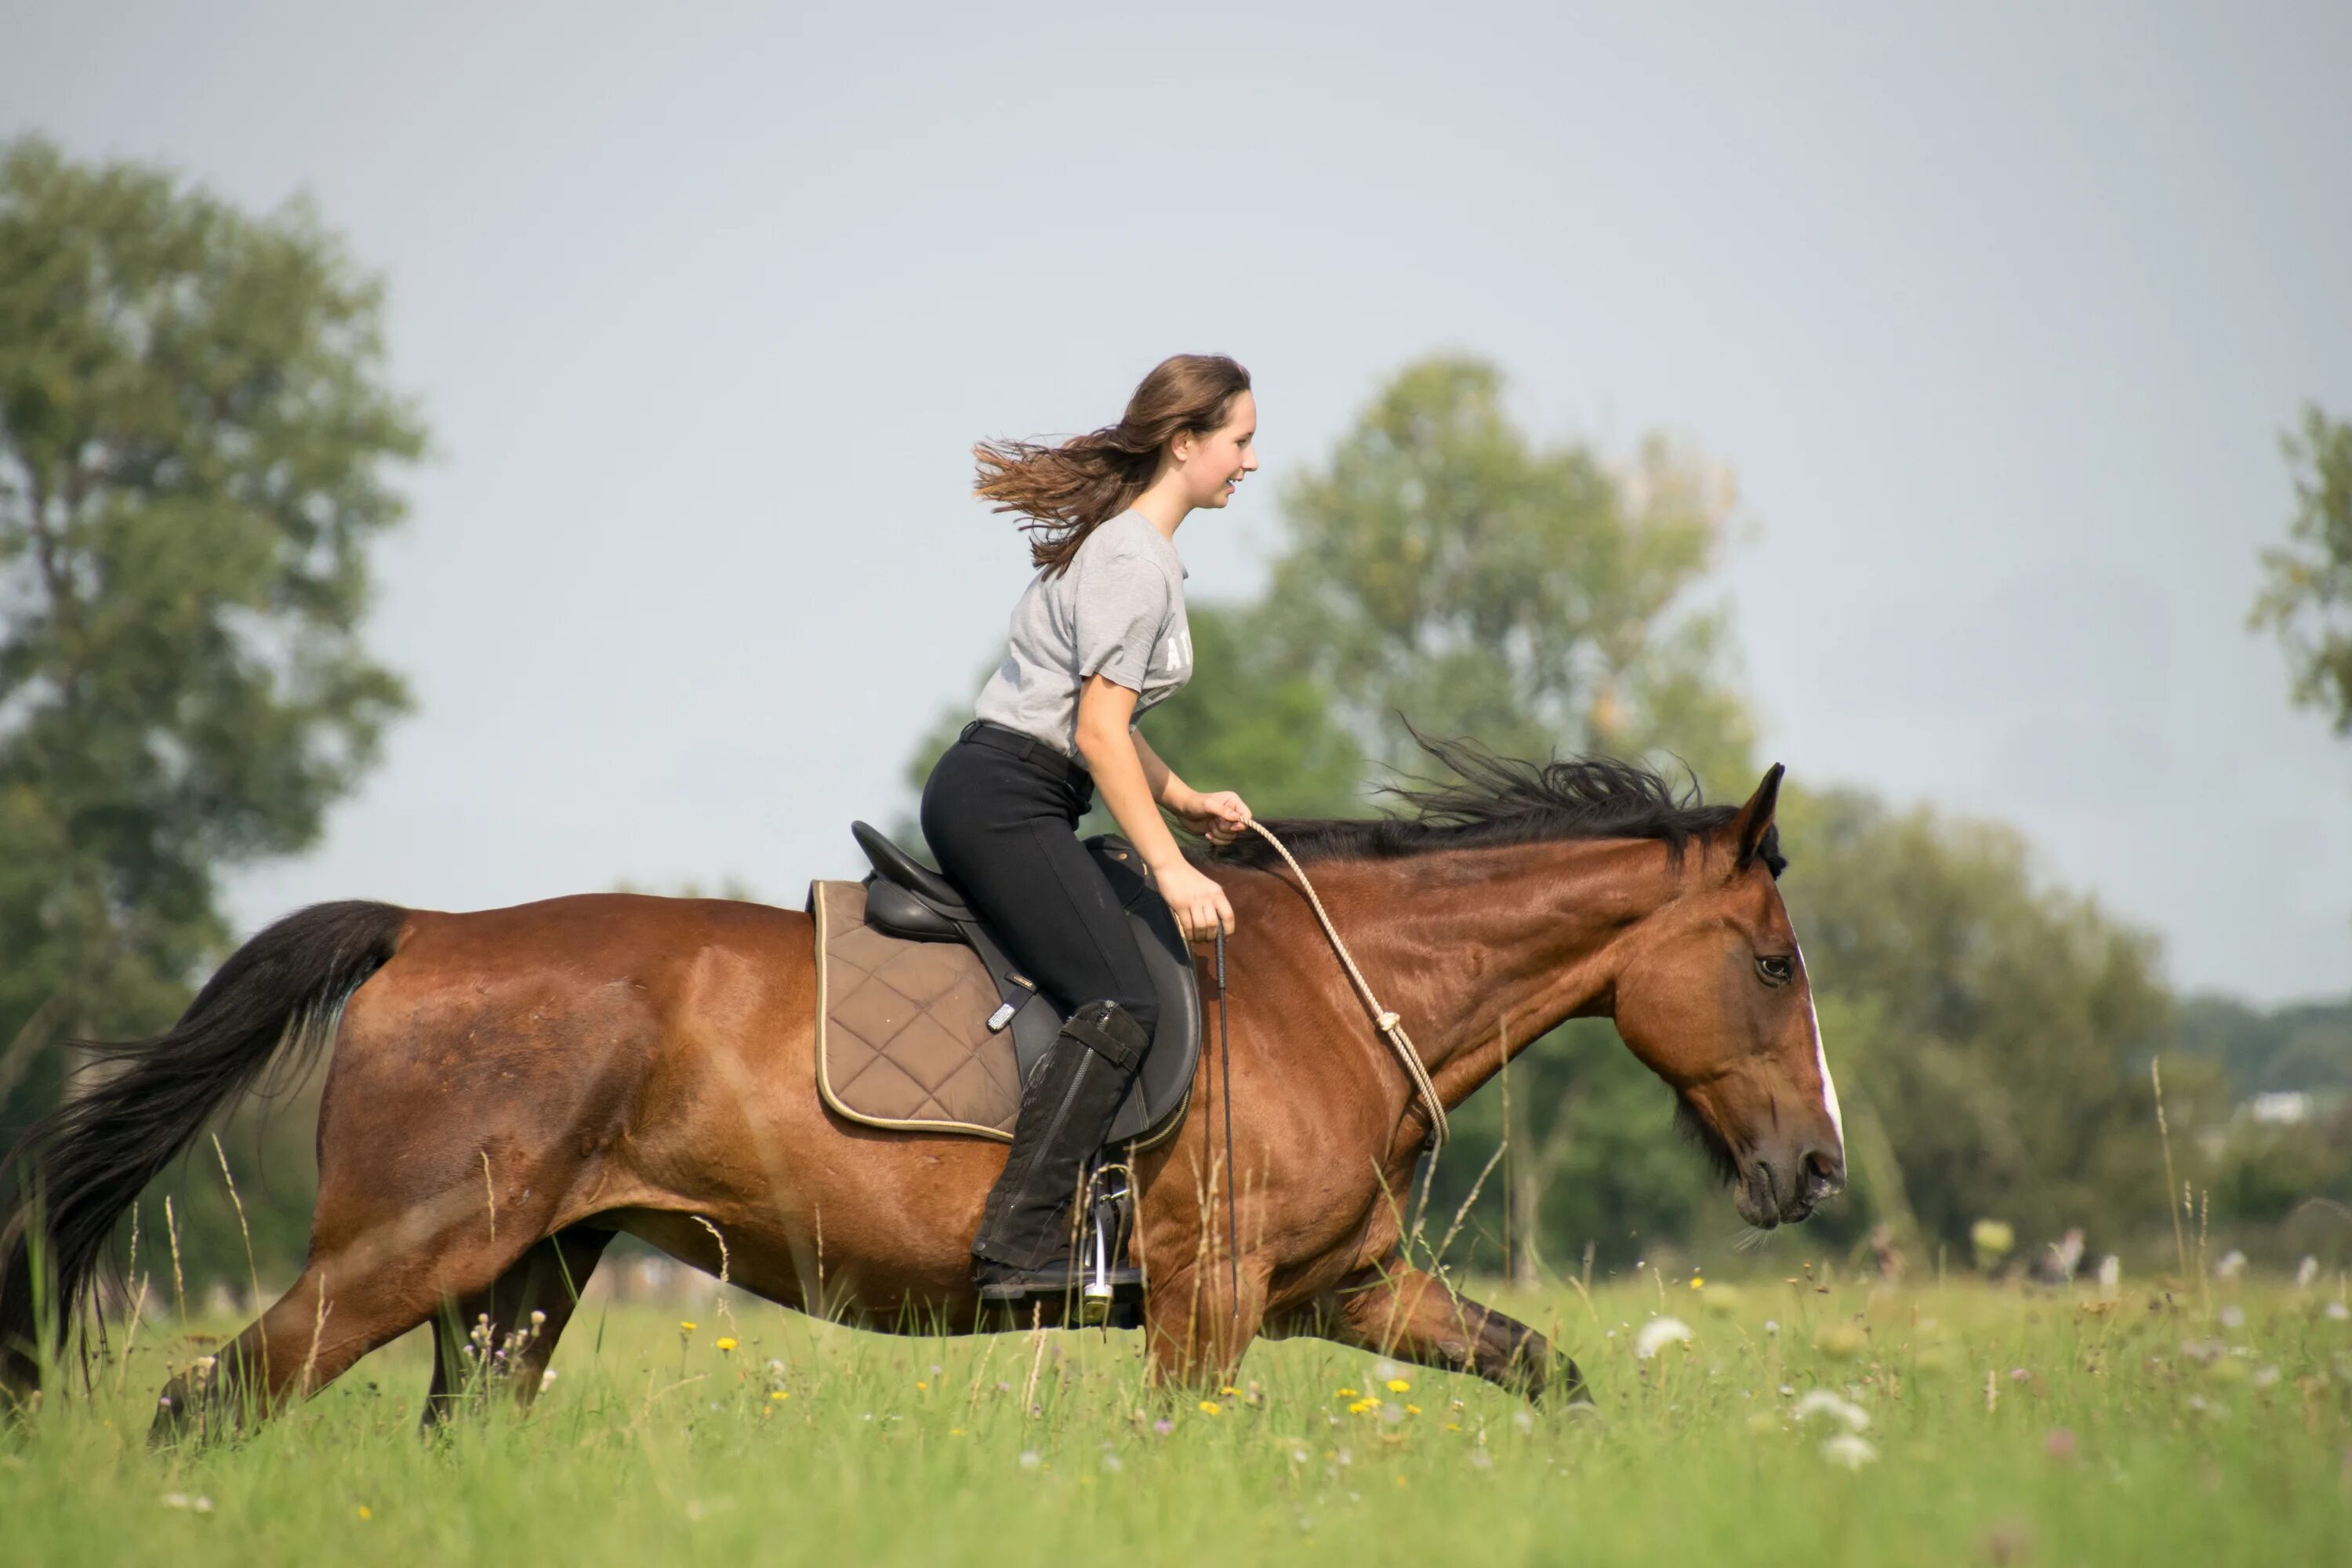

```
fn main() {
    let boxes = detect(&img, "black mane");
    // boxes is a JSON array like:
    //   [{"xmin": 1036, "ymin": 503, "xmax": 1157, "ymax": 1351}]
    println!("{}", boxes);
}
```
[{"xmin": 1208, "ymin": 734, "xmax": 1784, "ymax": 876}]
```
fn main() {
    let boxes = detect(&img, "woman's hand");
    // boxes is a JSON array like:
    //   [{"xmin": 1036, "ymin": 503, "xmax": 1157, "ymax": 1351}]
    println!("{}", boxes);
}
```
[
  {"xmin": 1170, "ymin": 787, "xmax": 1254, "ymax": 847},
  {"xmin": 1152, "ymin": 858, "xmax": 1236, "ymax": 943}
]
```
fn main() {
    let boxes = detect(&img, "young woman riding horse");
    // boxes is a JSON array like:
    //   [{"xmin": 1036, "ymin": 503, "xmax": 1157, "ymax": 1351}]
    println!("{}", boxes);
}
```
[
  {"xmin": 925, "ymin": 352, "xmax": 1259, "ymax": 1303},
  {"xmin": 0, "ymin": 358, "xmax": 1846, "ymax": 1437}
]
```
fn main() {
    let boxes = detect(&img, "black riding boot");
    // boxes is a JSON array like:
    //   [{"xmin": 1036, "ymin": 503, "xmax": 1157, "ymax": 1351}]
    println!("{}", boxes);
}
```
[{"xmin": 971, "ymin": 1000, "xmax": 1149, "ymax": 1303}]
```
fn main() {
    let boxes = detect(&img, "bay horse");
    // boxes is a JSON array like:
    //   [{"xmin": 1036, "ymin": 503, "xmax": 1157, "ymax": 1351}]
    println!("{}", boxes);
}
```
[{"xmin": 0, "ymin": 745, "xmax": 1845, "ymax": 1436}]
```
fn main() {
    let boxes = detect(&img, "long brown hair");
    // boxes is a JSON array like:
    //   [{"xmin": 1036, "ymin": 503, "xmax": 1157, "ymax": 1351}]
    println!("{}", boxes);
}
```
[{"xmin": 974, "ymin": 354, "xmax": 1252, "ymax": 575}]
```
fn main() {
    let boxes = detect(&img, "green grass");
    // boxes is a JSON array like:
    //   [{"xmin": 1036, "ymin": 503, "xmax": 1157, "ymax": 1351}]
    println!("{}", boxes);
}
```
[{"xmin": 5, "ymin": 1273, "xmax": 2348, "ymax": 1566}]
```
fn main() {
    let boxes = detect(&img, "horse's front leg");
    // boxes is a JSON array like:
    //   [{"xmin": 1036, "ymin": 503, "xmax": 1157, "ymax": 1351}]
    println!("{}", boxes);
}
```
[
  {"xmin": 1305, "ymin": 1262, "xmax": 1587, "ymax": 1406},
  {"xmin": 1142, "ymin": 1255, "xmax": 1273, "ymax": 1392}
]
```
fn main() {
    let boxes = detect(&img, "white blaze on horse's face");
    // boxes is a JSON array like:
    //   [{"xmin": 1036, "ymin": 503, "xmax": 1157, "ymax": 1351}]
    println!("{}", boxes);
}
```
[{"xmin": 1797, "ymin": 942, "xmax": 1845, "ymax": 1153}]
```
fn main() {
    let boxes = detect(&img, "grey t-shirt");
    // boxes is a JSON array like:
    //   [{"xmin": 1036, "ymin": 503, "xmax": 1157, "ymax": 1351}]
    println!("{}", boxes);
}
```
[{"xmin": 972, "ymin": 510, "xmax": 1193, "ymax": 761}]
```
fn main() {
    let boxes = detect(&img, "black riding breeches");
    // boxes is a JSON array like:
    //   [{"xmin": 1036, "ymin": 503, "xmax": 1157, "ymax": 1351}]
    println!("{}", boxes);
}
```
[{"xmin": 918, "ymin": 722, "xmax": 1160, "ymax": 1041}]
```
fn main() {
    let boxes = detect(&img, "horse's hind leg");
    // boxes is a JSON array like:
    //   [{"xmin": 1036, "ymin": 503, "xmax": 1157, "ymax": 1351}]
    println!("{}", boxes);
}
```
[
  {"xmin": 151, "ymin": 1216, "xmax": 543, "ymax": 1443},
  {"xmin": 423, "ymin": 1225, "xmax": 613, "ymax": 1426},
  {"xmin": 1306, "ymin": 1262, "xmax": 1587, "ymax": 1406}
]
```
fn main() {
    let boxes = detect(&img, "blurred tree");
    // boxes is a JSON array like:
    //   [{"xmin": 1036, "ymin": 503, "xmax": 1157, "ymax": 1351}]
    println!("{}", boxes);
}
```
[
  {"xmin": 2251, "ymin": 403, "xmax": 2352, "ymax": 736},
  {"xmin": 2174, "ymin": 994, "xmax": 2352, "ymax": 1099},
  {"xmin": 1269, "ymin": 354, "xmax": 1754, "ymax": 793},
  {"xmin": 0, "ymin": 135, "xmax": 420, "ymax": 1188}
]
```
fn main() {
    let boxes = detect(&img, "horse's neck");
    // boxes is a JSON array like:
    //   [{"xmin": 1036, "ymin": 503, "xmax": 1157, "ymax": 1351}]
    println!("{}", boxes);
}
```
[{"xmin": 1287, "ymin": 837, "xmax": 1682, "ymax": 1109}]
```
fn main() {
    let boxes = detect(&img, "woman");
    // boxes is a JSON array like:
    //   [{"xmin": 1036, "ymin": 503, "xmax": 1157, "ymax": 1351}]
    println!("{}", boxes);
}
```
[{"xmin": 922, "ymin": 354, "xmax": 1258, "ymax": 1303}]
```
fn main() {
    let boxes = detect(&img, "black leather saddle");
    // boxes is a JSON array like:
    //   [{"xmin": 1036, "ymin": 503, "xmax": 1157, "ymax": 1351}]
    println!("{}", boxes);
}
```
[{"xmin": 849, "ymin": 822, "xmax": 1200, "ymax": 1148}]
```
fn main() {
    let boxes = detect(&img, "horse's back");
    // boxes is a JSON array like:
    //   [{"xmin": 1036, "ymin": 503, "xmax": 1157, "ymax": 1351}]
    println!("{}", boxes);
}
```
[{"xmin": 314, "ymin": 893, "xmax": 822, "ymax": 1234}]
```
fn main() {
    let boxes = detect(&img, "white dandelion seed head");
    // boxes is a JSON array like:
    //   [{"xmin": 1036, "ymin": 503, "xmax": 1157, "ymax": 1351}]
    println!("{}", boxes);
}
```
[
  {"xmin": 1792, "ymin": 1390, "xmax": 1870, "ymax": 1432},
  {"xmin": 1635, "ymin": 1316, "xmax": 1695, "ymax": 1359},
  {"xmin": 1821, "ymin": 1433, "xmax": 1878, "ymax": 1469}
]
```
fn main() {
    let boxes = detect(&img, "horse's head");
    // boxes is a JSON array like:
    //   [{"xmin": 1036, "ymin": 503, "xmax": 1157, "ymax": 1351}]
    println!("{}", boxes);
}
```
[{"xmin": 1610, "ymin": 765, "xmax": 1846, "ymax": 1229}]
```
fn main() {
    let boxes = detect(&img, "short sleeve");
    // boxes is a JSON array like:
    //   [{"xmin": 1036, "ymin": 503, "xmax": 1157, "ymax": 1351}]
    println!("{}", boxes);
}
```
[{"xmin": 1072, "ymin": 543, "xmax": 1174, "ymax": 693}]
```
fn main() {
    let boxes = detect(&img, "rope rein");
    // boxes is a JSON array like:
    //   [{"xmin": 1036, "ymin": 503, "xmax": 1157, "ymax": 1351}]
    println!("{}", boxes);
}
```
[{"xmin": 1234, "ymin": 819, "xmax": 1449, "ymax": 1151}]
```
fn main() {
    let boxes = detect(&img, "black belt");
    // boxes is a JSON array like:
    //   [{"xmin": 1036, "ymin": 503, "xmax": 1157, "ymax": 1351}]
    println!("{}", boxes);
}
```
[{"xmin": 959, "ymin": 720, "xmax": 1093, "ymax": 793}]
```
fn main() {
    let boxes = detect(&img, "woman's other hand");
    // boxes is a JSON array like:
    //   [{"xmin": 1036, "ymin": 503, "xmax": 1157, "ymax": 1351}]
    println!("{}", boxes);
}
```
[
  {"xmin": 1171, "ymin": 788, "xmax": 1254, "ymax": 847},
  {"xmin": 1152, "ymin": 859, "xmax": 1236, "ymax": 942}
]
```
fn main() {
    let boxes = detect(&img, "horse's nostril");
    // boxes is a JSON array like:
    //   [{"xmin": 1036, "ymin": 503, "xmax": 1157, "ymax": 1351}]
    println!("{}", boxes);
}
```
[{"xmin": 1801, "ymin": 1148, "xmax": 1845, "ymax": 1196}]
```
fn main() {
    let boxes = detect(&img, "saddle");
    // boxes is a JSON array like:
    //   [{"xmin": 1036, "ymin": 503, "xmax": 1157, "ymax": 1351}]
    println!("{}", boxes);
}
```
[{"xmin": 808, "ymin": 822, "xmax": 1201, "ymax": 1150}]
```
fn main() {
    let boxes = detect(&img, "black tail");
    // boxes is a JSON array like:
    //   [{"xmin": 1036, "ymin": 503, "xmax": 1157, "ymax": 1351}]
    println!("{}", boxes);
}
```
[{"xmin": 0, "ymin": 900, "xmax": 405, "ymax": 1399}]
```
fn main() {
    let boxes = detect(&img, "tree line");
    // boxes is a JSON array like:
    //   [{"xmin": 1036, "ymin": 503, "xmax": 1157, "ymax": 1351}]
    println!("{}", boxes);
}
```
[{"xmin": 4, "ymin": 137, "xmax": 2347, "ymax": 1301}]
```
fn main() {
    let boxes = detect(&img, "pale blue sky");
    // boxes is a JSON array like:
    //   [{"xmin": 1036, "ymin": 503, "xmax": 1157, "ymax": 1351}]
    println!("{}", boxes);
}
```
[{"xmin": 5, "ymin": 1, "xmax": 2347, "ymax": 1000}]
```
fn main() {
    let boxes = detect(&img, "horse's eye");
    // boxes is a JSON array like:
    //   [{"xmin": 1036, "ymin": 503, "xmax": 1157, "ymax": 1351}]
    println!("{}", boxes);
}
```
[{"xmin": 1756, "ymin": 955, "xmax": 1795, "ymax": 985}]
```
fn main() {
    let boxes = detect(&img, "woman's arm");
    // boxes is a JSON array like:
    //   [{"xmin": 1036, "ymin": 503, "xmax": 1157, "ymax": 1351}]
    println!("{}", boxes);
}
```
[
  {"xmin": 1132, "ymin": 729, "xmax": 1252, "ymax": 846},
  {"xmin": 1074, "ymin": 674, "xmax": 1236, "ymax": 939}
]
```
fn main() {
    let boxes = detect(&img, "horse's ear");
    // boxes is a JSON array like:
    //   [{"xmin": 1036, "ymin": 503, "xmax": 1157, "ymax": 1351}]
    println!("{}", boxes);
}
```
[{"xmin": 1728, "ymin": 763, "xmax": 1785, "ymax": 871}]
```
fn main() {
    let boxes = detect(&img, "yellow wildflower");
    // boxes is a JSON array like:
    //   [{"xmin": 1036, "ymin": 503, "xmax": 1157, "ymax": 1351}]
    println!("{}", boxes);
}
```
[
  {"xmin": 1348, "ymin": 1398, "xmax": 1379, "ymax": 1415},
  {"xmin": 715, "ymin": 1337, "xmax": 737, "ymax": 1352},
  {"xmin": 1197, "ymin": 1400, "xmax": 1222, "ymax": 1415},
  {"xmin": 767, "ymin": 1390, "xmax": 789, "ymax": 1402},
  {"xmin": 1406, "ymin": 1404, "xmax": 1422, "ymax": 1416},
  {"xmin": 949, "ymin": 1428, "xmax": 966, "ymax": 1437},
  {"xmin": 916, "ymin": 1381, "xmax": 930, "ymax": 1392},
  {"xmin": 679, "ymin": 1321, "xmax": 697, "ymax": 1332},
  {"xmin": 1394, "ymin": 1475, "xmax": 1409, "ymax": 1488},
  {"xmin": 356, "ymin": 1506, "xmax": 372, "ymax": 1521},
  {"xmin": 1335, "ymin": 1386, "xmax": 1359, "ymax": 1398},
  {"xmin": 1690, "ymin": 1276, "xmax": 1704, "ymax": 1290},
  {"xmin": 1386, "ymin": 1378, "xmax": 1411, "ymax": 1393},
  {"xmin": 1220, "ymin": 1385, "xmax": 1240, "ymax": 1396}
]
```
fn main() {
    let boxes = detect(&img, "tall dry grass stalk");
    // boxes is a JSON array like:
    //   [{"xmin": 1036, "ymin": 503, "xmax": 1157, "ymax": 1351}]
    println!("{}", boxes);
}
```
[
  {"xmin": 209, "ymin": 1134, "xmax": 260, "ymax": 1316},
  {"xmin": 2151, "ymin": 1059, "xmax": 2189, "ymax": 1283},
  {"xmin": 163, "ymin": 1195, "xmax": 187, "ymax": 1321},
  {"xmin": 691, "ymin": 1215, "xmax": 739, "ymax": 1341}
]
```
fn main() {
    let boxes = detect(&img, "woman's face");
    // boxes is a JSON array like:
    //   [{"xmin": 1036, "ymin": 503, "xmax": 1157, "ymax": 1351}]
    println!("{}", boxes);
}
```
[{"xmin": 1173, "ymin": 390, "xmax": 1258, "ymax": 509}]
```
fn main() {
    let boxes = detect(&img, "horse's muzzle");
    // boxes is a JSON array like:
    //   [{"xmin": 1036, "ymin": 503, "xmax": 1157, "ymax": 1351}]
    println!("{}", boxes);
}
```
[{"xmin": 1736, "ymin": 1145, "xmax": 1846, "ymax": 1229}]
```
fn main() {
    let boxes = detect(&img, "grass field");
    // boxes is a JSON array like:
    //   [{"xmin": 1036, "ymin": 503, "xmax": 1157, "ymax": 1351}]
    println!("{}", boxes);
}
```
[{"xmin": 5, "ymin": 1268, "xmax": 2349, "ymax": 1566}]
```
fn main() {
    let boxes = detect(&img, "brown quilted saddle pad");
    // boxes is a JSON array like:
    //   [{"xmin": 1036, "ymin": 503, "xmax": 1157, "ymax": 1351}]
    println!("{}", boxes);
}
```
[{"xmin": 810, "ymin": 879, "xmax": 1025, "ymax": 1138}]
